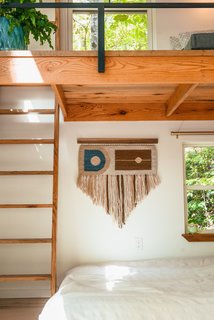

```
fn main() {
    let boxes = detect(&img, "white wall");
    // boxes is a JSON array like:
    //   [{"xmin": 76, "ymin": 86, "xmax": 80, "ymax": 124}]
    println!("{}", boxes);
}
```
[
  {"xmin": 153, "ymin": 0, "xmax": 214, "ymax": 49},
  {"xmin": 58, "ymin": 120, "xmax": 214, "ymax": 273},
  {"xmin": 1, "ymin": 1, "xmax": 214, "ymax": 298},
  {"xmin": 0, "ymin": 87, "xmax": 214, "ymax": 298}
]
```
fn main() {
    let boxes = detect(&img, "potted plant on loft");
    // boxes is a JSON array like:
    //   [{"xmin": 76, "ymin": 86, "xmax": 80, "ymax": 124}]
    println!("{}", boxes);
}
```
[{"xmin": 0, "ymin": 0, "xmax": 57, "ymax": 50}]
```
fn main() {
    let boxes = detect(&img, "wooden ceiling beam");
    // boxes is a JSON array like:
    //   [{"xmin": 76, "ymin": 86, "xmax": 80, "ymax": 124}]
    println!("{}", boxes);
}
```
[
  {"xmin": 166, "ymin": 84, "xmax": 198, "ymax": 117},
  {"xmin": 0, "ymin": 51, "xmax": 214, "ymax": 85},
  {"xmin": 52, "ymin": 84, "xmax": 68, "ymax": 118},
  {"xmin": 62, "ymin": 84, "xmax": 175, "ymax": 93},
  {"xmin": 65, "ymin": 101, "xmax": 214, "ymax": 121}
]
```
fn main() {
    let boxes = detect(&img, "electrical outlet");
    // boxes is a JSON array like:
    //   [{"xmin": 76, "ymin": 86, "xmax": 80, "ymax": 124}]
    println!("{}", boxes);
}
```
[{"xmin": 135, "ymin": 237, "xmax": 143, "ymax": 250}]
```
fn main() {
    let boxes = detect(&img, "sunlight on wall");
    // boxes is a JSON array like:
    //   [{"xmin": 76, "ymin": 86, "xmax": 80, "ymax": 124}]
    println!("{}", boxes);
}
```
[
  {"xmin": 9, "ymin": 54, "xmax": 43, "ymax": 84},
  {"xmin": 23, "ymin": 100, "xmax": 40, "ymax": 123}
]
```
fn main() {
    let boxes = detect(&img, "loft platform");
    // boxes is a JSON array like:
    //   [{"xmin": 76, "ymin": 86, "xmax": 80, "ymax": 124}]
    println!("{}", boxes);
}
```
[{"xmin": 0, "ymin": 50, "xmax": 214, "ymax": 121}]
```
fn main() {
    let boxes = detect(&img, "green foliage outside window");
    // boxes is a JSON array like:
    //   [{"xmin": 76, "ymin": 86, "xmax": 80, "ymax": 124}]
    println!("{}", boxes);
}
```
[
  {"xmin": 185, "ymin": 146, "xmax": 214, "ymax": 231},
  {"xmin": 106, "ymin": 14, "xmax": 147, "ymax": 50},
  {"xmin": 73, "ymin": 13, "xmax": 148, "ymax": 50},
  {"xmin": 72, "ymin": 0, "xmax": 148, "ymax": 50}
]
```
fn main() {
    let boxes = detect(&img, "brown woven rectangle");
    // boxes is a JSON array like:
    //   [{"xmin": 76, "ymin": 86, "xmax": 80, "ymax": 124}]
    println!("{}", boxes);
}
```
[
  {"xmin": 115, "ymin": 150, "xmax": 151, "ymax": 170},
  {"xmin": 79, "ymin": 145, "xmax": 157, "ymax": 175}
]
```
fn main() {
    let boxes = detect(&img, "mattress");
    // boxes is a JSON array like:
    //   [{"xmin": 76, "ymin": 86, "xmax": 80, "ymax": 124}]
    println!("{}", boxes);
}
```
[{"xmin": 39, "ymin": 256, "xmax": 214, "ymax": 320}]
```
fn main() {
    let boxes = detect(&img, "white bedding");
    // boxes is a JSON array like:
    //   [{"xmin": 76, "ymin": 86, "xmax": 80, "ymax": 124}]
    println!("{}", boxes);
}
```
[{"xmin": 39, "ymin": 256, "xmax": 214, "ymax": 320}]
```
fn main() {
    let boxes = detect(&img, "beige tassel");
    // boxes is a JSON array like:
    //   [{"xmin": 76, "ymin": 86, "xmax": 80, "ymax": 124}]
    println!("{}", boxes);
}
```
[{"xmin": 77, "ymin": 174, "xmax": 160, "ymax": 228}]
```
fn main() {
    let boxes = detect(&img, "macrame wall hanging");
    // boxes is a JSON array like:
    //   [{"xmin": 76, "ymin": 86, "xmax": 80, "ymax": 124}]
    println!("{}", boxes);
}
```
[{"xmin": 77, "ymin": 138, "xmax": 160, "ymax": 228}]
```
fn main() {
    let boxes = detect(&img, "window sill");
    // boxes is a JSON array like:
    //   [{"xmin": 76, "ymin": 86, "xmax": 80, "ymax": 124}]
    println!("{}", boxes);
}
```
[{"xmin": 182, "ymin": 233, "xmax": 214, "ymax": 242}]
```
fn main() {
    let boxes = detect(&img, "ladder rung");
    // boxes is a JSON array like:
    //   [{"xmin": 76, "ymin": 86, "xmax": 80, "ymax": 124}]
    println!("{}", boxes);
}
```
[
  {"xmin": 0, "ymin": 238, "xmax": 52, "ymax": 244},
  {"xmin": 0, "ymin": 139, "xmax": 54, "ymax": 144},
  {"xmin": 0, "ymin": 274, "xmax": 51, "ymax": 281},
  {"xmin": 0, "ymin": 171, "xmax": 54, "ymax": 175},
  {"xmin": 0, "ymin": 109, "xmax": 54, "ymax": 115},
  {"xmin": 0, "ymin": 204, "xmax": 53, "ymax": 208}
]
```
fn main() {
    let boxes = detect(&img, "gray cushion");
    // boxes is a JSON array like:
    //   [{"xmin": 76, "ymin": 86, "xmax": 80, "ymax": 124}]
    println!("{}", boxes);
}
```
[{"xmin": 185, "ymin": 33, "xmax": 214, "ymax": 50}]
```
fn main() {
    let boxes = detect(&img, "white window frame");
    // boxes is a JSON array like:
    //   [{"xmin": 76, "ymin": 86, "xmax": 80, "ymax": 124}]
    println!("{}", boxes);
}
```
[{"xmin": 183, "ymin": 143, "xmax": 214, "ymax": 234}]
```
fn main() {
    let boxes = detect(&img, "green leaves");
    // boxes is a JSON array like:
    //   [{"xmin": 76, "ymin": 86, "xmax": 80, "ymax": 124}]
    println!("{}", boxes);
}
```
[
  {"xmin": 105, "ymin": 13, "xmax": 148, "ymax": 50},
  {"xmin": 185, "ymin": 146, "xmax": 214, "ymax": 230},
  {"xmin": 185, "ymin": 147, "xmax": 214, "ymax": 186},
  {"xmin": 30, "ymin": 14, "xmax": 36, "ymax": 27},
  {"xmin": 0, "ymin": 0, "xmax": 56, "ymax": 48},
  {"xmin": 187, "ymin": 190, "xmax": 214, "ymax": 229},
  {"xmin": 73, "ymin": 12, "xmax": 148, "ymax": 51},
  {"xmin": 113, "ymin": 14, "xmax": 128, "ymax": 22}
]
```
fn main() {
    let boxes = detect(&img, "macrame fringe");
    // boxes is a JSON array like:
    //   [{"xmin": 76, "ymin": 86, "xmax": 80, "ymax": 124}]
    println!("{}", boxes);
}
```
[{"xmin": 77, "ymin": 174, "xmax": 160, "ymax": 228}]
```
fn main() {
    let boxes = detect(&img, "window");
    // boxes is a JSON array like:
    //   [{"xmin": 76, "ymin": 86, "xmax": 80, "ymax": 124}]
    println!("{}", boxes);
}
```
[
  {"xmin": 68, "ymin": 0, "xmax": 153, "ymax": 50},
  {"xmin": 184, "ymin": 145, "xmax": 214, "ymax": 235}
]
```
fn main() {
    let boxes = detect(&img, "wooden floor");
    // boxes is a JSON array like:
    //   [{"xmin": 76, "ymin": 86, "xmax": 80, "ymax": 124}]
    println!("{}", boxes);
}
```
[{"xmin": 0, "ymin": 298, "xmax": 47, "ymax": 320}]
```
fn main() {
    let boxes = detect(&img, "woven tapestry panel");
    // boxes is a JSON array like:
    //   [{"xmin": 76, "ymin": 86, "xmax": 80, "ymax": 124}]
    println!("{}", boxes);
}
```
[{"xmin": 77, "ymin": 144, "xmax": 159, "ymax": 227}]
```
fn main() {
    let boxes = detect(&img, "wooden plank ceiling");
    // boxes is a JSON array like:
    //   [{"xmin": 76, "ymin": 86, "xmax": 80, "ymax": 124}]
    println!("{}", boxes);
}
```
[
  {"xmin": 52, "ymin": 83, "xmax": 214, "ymax": 121},
  {"xmin": 0, "ymin": 50, "xmax": 214, "ymax": 121}
]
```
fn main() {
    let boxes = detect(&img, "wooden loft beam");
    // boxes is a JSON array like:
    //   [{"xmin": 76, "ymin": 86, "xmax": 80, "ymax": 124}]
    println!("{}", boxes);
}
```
[
  {"xmin": 166, "ymin": 84, "xmax": 198, "ymax": 116},
  {"xmin": 0, "ymin": 51, "xmax": 214, "ymax": 85},
  {"xmin": 66, "ymin": 101, "xmax": 214, "ymax": 121},
  {"xmin": 52, "ymin": 85, "xmax": 68, "ymax": 118}
]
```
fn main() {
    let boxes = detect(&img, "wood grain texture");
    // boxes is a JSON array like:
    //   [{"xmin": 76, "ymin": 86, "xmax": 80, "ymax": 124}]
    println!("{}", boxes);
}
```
[
  {"xmin": 0, "ymin": 171, "xmax": 53, "ymax": 175},
  {"xmin": 0, "ymin": 139, "xmax": 54, "ymax": 144},
  {"xmin": 52, "ymin": 85, "xmax": 68, "ymax": 117},
  {"xmin": 62, "ymin": 84, "xmax": 176, "ymax": 93},
  {"xmin": 0, "ymin": 239, "xmax": 52, "ymax": 244},
  {"xmin": 182, "ymin": 233, "xmax": 214, "ymax": 242},
  {"xmin": 0, "ymin": 51, "xmax": 213, "ymax": 121},
  {"xmin": 0, "ymin": 298, "xmax": 48, "ymax": 308},
  {"xmin": 187, "ymin": 84, "xmax": 214, "ymax": 101},
  {"xmin": 0, "ymin": 204, "xmax": 52, "ymax": 208},
  {"xmin": 0, "ymin": 50, "xmax": 213, "ymax": 57},
  {"xmin": 51, "ymin": 103, "xmax": 59, "ymax": 295},
  {"xmin": 166, "ymin": 84, "xmax": 198, "ymax": 116},
  {"xmin": 0, "ymin": 53, "xmax": 214, "ymax": 85},
  {"xmin": 63, "ymin": 84, "xmax": 175, "ymax": 104},
  {"xmin": 77, "ymin": 138, "xmax": 158, "ymax": 144},
  {"xmin": 0, "ymin": 275, "xmax": 51, "ymax": 282},
  {"xmin": 66, "ymin": 101, "xmax": 214, "ymax": 121}
]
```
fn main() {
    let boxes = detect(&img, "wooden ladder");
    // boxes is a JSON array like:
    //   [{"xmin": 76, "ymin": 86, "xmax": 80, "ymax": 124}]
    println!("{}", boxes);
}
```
[{"xmin": 0, "ymin": 103, "xmax": 59, "ymax": 295}]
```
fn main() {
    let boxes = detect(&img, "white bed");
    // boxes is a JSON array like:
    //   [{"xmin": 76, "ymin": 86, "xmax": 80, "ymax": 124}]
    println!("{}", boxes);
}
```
[{"xmin": 39, "ymin": 256, "xmax": 214, "ymax": 320}]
